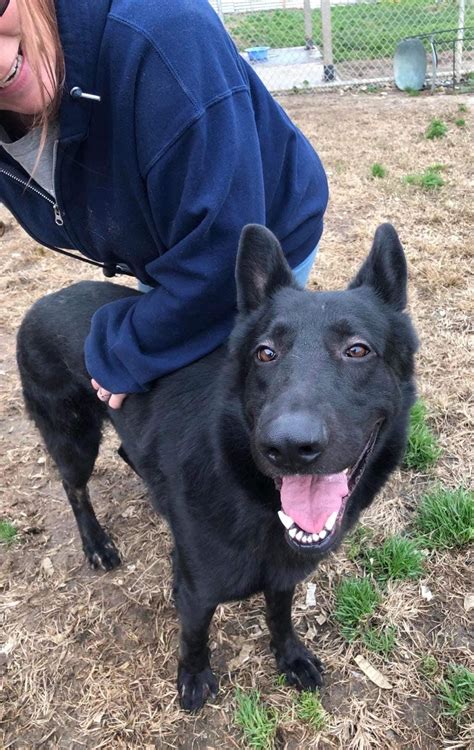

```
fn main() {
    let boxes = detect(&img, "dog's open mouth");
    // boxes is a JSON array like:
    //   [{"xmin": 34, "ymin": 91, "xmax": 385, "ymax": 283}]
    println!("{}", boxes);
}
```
[{"xmin": 275, "ymin": 423, "xmax": 381, "ymax": 551}]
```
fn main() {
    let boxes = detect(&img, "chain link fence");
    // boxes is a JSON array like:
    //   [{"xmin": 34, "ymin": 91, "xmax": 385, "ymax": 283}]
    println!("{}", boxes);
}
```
[{"xmin": 210, "ymin": 0, "xmax": 474, "ymax": 91}]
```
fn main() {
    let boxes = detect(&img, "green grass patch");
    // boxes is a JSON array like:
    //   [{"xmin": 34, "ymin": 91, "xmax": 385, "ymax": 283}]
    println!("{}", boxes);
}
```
[
  {"xmin": 362, "ymin": 625, "xmax": 397, "ymax": 656},
  {"xmin": 404, "ymin": 165, "xmax": 445, "ymax": 190},
  {"xmin": 226, "ymin": 3, "xmax": 474, "ymax": 63},
  {"xmin": 345, "ymin": 525, "xmax": 375, "ymax": 562},
  {"xmin": 458, "ymin": 103, "xmax": 468, "ymax": 113},
  {"xmin": 296, "ymin": 691, "xmax": 327, "ymax": 730},
  {"xmin": 404, "ymin": 400, "xmax": 441, "ymax": 469},
  {"xmin": 419, "ymin": 654, "xmax": 439, "ymax": 678},
  {"xmin": 235, "ymin": 689, "xmax": 278, "ymax": 750},
  {"xmin": 363, "ymin": 535, "xmax": 424, "ymax": 582},
  {"xmin": 438, "ymin": 665, "xmax": 474, "ymax": 720},
  {"xmin": 414, "ymin": 486, "xmax": 474, "ymax": 550},
  {"xmin": 425, "ymin": 118, "xmax": 448, "ymax": 139},
  {"xmin": 0, "ymin": 520, "xmax": 17, "ymax": 544},
  {"xmin": 371, "ymin": 162, "xmax": 386, "ymax": 178},
  {"xmin": 334, "ymin": 577, "xmax": 380, "ymax": 641},
  {"xmin": 454, "ymin": 118, "xmax": 466, "ymax": 127},
  {"xmin": 404, "ymin": 86, "xmax": 421, "ymax": 97}
]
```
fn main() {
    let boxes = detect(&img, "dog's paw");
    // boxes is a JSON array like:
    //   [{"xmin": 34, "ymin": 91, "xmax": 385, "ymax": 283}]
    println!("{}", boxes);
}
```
[
  {"xmin": 83, "ymin": 535, "xmax": 121, "ymax": 571},
  {"xmin": 274, "ymin": 641, "xmax": 324, "ymax": 691},
  {"xmin": 177, "ymin": 664, "xmax": 218, "ymax": 712}
]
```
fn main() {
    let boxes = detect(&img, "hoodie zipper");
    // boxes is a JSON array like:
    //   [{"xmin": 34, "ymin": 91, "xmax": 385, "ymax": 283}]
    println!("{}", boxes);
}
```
[{"xmin": 0, "ymin": 167, "xmax": 64, "ymax": 226}]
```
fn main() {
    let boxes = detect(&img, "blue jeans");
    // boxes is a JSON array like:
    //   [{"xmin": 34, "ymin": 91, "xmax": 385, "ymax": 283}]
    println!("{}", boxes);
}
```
[
  {"xmin": 137, "ymin": 243, "xmax": 320, "ymax": 294},
  {"xmin": 292, "ymin": 243, "xmax": 319, "ymax": 287}
]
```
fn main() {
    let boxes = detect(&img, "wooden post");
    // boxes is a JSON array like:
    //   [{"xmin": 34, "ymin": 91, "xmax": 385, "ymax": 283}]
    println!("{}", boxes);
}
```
[
  {"xmin": 455, "ymin": 0, "xmax": 465, "ymax": 83},
  {"xmin": 321, "ymin": 0, "xmax": 335, "ymax": 81},
  {"xmin": 304, "ymin": 0, "xmax": 314, "ymax": 49}
]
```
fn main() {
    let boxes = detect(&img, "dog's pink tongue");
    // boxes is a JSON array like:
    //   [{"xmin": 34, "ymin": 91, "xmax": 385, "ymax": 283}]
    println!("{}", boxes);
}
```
[{"xmin": 281, "ymin": 474, "xmax": 348, "ymax": 533}]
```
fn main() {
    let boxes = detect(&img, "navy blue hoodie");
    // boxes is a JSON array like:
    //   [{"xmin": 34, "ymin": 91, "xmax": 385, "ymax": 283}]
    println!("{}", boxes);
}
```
[{"xmin": 0, "ymin": 0, "xmax": 328, "ymax": 392}]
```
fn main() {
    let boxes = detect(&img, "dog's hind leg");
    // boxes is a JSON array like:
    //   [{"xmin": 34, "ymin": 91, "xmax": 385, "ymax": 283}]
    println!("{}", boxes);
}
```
[
  {"xmin": 265, "ymin": 587, "xmax": 324, "ymax": 691},
  {"xmin": 21, "ymin": 377, "xmax": 120, "ymax": 571}
]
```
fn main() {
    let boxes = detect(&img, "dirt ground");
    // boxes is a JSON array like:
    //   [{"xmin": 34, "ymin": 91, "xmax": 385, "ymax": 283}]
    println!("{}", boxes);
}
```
[{"xmin": 1, "ymin": 90, "xmax": 473, "ymax": 749}]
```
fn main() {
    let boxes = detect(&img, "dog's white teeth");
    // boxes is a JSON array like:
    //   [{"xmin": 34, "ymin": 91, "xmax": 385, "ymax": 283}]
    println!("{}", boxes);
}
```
[
  {"xmin": 296, "ymin": 530, "xmax": 304, "ymax": 541},
  {"xmin": 277, "ymin": 510, "xmax": 295, "ymax": 529},
  {"xmin": 343, "ymin": 468, "xmax": 349, "ymax": 475},
  {"xmin": 289, "ymin": 527, "xmax": 297, "ymax": 539},
  {"xmin": 325, "ymin": 511, "xmax": 338, "ymax": 532},
  {"xmin": 319, "ymin": 529, "xmax": 327, "ymax": 539},
  {"xmin": 312, "ymin": 533, "xmax": 320, "ymax": 542}
]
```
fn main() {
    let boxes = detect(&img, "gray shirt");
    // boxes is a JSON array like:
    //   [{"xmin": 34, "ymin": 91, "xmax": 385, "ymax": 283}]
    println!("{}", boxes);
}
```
[{"xmin": 0, "ymin": 122, "xmax": 58, "ymax": 198}]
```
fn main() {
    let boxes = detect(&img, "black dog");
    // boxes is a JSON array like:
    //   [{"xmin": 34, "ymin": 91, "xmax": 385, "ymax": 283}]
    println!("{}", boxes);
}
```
[{"xmin": 17, "ymin": 223, "xmax": 417, "ymax": 711}]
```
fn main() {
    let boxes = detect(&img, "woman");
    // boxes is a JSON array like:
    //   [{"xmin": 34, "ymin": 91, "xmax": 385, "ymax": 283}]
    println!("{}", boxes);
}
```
[{"xmin": 0, "ymin": 0, "xmax": 329, "ymax": 408}]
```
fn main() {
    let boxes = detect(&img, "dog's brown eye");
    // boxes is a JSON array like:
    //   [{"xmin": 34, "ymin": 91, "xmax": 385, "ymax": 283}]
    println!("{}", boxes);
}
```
[
  {"xmin": 256, "ymin": 346, "xmax": 277, "ymax": 363},
  {"xmin": 346, "ymin": 343, "xmax": 371, "ymax": 358}
]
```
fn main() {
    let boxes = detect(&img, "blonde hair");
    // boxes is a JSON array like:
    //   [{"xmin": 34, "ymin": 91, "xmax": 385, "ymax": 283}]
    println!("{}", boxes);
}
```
[{"xmin": 17, "ymin": 0, "xmax": 65, "ymax": 129}]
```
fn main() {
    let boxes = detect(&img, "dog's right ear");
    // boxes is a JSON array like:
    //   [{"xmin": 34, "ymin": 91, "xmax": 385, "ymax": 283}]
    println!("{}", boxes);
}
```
[
  {"xmin": 348, "ymin": 223, "xmax": 408, "ymax": 311},
  {"xmin": 236, "ymin": 224, "xmax": 295, "ymax": 314}
]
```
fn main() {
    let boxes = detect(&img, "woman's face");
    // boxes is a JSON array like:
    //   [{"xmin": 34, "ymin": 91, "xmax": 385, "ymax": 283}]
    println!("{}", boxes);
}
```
[{"xmin": 0, "ymin": 0, "xmax": 56, "ymax": 115}]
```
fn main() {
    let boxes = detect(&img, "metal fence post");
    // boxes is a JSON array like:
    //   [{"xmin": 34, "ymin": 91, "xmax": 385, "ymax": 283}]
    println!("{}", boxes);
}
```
[
  {"xmin": 455, "ymin": 0, "xmax": 465, "ymax": 83},
  {"xmin": 304, "ymin": 0, "xmax": 314, "ymax": 49},
  {"xmin": 321, "ymin": 0, "xmax": 335, "ymax": 81}
]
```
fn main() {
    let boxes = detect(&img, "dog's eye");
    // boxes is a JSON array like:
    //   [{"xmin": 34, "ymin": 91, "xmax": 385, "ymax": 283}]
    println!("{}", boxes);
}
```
[
  {"xmin": 256, "ymin": 346, "xmax": 278, "ymax": 363},
  {"xmin": 345, "ymin": 343, "xmax": 371, "ymax": 358}
]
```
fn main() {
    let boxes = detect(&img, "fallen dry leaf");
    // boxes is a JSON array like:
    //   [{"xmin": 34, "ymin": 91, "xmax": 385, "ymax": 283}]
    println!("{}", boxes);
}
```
[
  {"xmin": 305, "ymin": 582, "xmax": 317, "ymax": 607},
  {"xmin": 40, "ymin": 557, "xmax": 54, "ymax": 577},
  {"xmin": 420, "ymin": 584, "xmax": 434, "ymax": 601},
  {"xmin": 464, "ymin": 593, "xmax": 474, "ymax": 612},
  {"xmin": 228, "ymin": 641, "xmax": 254, "ymax": 671},
  {"xmin": 355, "ymin": 654, "xmax": 393, "ymax": 689}
]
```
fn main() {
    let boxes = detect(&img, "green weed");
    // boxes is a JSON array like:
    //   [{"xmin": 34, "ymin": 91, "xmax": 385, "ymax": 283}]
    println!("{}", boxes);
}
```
[
  {"xmin": 454, "ymin": 118, "xmax": 465, "ymax": 127},
  {"xmin": 363, "ymin": 535, "xmax": 424, "ymax": 582},
  {"xmin": 362, "ymin": 625, "xmax": 397, "ymax": 656},
  {"xmin": 419, "ymin": 654, "xmax": 439, "ymax": 678},
  {"xmin": 371, "ymin": 163, "xmax": 386, "ymax": 178},
  {"xmin": 458, "ymin": 103, "xmax": 468, "ymax": 113},
  {"xmin": 296, "ymin": 691, "xmax": 327, "ymax": 730},
  {"xmin": 425, "ymin": 118, "xmax": 447, "ymax": 139},
  {"xmin": 414, "ymin": 486, "xmax": 473, "ymax": 549},
  {"xmin": 404, "ymin": 86, "xmax": 421, "ymax": 97},
  {"xmin": 438, "ymin": 665, "xmax": 474, "ymax": 720},
  {"xmin": 345, "ymin": 525, "xmax": 375, "ymax": 562},
  {"xmin": 0, "ymin": 520, "xmax": 17, "ymax": 544},
  {"xmin": 404, "ymin": 165, "xmax": 445, "ymax": 190},
  {"xmin": 404, "ymin": 400, "xmax": 441, "ymax": 469},
  {"xmin": 334, "ymin": 577, "xmax": 380, "ymax": 641},
  {"xmin": 235, "ymin": 689, "xmax": 278, "ymax": 750}
]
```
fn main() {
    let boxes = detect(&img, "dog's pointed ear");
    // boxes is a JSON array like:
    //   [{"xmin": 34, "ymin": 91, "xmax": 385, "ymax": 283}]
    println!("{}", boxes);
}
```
[
  {"xmin": 236, "ymin": 224, "xmax": 295, "ymax": 314},
  {"xmin": 348, "ymin": 223, "xmax": 408, "ymax": 311}
]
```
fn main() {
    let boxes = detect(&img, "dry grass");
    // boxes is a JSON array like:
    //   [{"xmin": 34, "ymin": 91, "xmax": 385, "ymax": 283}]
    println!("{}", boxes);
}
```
[{"xmin": 1, "ymin": 90, "xmax": 473, "ymax": 749}]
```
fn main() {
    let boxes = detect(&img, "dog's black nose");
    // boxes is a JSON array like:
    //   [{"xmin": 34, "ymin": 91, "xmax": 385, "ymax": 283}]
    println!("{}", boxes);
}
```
[{"xmin": 260, "ymin": 414, "xmax": 328, "ymax": 468}]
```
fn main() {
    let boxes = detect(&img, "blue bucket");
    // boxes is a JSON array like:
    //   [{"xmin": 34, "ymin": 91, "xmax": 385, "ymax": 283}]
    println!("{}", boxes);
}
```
[{"xmin": 246, "ymin": 46, "xmax": 271, "ymax": 62}]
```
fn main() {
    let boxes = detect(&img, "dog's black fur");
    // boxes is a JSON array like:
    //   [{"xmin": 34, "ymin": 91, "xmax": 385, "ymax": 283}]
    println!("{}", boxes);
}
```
[{"xmin": 17, "ymin": 224, "xmax": 417, "ymax": 711}]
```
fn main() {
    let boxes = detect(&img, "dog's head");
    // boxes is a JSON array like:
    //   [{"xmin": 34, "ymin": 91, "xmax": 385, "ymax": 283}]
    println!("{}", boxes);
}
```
[{"xmin": 230, "ymin": 223, "xmax": 418, "ymax": 556}]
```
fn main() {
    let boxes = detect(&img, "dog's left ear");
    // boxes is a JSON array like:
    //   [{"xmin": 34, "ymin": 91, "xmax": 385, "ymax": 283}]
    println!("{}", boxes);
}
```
[
  {"xmin": 348, "ymin": 223, "xmax": 408, "ymax": 311},
  {"xmin": 236, "ymin": 224, "xmax": 295, "ymax": 314}
]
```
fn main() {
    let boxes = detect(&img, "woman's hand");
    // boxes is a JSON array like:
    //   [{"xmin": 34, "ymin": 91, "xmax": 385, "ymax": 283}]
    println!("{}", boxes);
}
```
[{"xmin": 91, "ymin": 379, "xmax": 127, "ymax": 409}]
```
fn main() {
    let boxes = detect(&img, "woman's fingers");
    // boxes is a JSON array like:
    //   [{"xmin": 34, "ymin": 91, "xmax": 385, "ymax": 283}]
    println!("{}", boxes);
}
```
[
  {"xmin": 90, "ymin": 379, "xmax": 127, "ymax": 409},
  {"xmin": 108, "ymin": 393, "xmax": 127, "ymax": 409}
]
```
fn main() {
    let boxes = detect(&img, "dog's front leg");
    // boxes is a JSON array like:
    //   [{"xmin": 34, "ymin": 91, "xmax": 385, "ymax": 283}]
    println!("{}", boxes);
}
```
[
  {"xmin": 264, "ymin": 587, "xmax": 324, "ymax": 691},
  {"xmin": 175, "ymin": 583, "xmax": 218, "ymax": 712}
]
